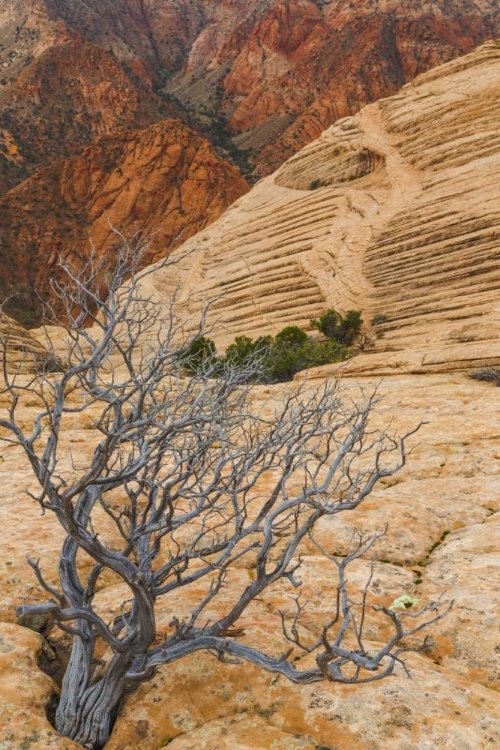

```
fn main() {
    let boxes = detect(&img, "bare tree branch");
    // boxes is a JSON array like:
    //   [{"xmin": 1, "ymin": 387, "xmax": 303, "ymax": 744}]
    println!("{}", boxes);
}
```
[{"xmin": 0, "ymin": 228, "xmax": 449, "ymax": 750}]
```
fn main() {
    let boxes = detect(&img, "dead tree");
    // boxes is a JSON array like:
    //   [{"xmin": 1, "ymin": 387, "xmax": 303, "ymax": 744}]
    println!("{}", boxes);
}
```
[{"xmin": 0, "ymin": 231, "xmax": 450, "ymax": 749}]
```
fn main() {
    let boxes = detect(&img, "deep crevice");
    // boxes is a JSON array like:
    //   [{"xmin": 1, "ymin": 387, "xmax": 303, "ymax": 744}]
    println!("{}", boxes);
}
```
[{"xmin": 417, "ymin": 530, "xmax": 451, "ymax": 568}]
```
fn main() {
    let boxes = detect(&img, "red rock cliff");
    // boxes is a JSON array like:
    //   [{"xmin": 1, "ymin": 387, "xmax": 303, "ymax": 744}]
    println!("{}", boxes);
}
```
[
  {"xmin": 6, "ymin": 1, "xmax": 499, "ymax": 176},
  {"xmin": 0, "ymin": 118, "xmax": 249, "ymax": 327}
]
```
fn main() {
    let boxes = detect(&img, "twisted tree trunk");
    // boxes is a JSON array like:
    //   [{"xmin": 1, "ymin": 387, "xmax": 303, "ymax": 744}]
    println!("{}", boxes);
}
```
[{"xmin": 56, "ymin": 633, "xmax": 133, "ymax": 749}]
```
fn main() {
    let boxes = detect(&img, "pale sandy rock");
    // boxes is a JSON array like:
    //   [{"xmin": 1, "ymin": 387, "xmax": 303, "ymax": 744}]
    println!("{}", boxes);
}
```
[
  {"xmin": 142, "ymin": 42, "xmax": 500, "ymax": 377},
  {"xmin": 0, "ymin": 393, "xmax": 120, "ymax": 622},
  {"xmin": 164, "ymin": 716, "xmax": 317, "ymax": 750},
  {"xmin": 93, "ymin": 555, "xmax": 414, "ymax": 657},
  {"xmin": 421, "ymin": 514, "xmax": 500, "ymax": 689},
  {"xmin": 1, "ymin": 370, "xmax": 500, "ymax": 748},
  {"xmin": 307, "ymin": 487, "xmax": 488, "ymax": 567},
  {"xmin": 0, "ymin": 314, "xmax": 57, "ymax": 374},
  {"xmin": 263, "ymin": 555, "xmax": 417, "ymax": 645}
]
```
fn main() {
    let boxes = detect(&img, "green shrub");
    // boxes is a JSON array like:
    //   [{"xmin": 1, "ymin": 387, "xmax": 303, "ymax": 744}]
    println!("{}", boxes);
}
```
[
  {"xmin": 269, "ymin": 337, "xmax": 348, "ymax": 382},
  {"xmin": 179, "ymin": 336, "xmax": 218, "ymax": 374},
  {"xmin": 221, "ymin": 326, "xmax": 348, "ymax": 383},
  {"xmin": 274, "ymin": 326, "xmax": 308, "ymax": 349},
  {"xmin": 224, "ymin": 335, "xmax": 272, "ymax": 368},
  {"xmin": 178, "ymin": 314, "xmax": 355, "ymax": 383},
  {"xmin": 311, "ymin": 308, "xmax": 363, "ymax": 345},
  {"xmin": 223, "ymin": 335, "xmax": 273, "ymax": 381}
]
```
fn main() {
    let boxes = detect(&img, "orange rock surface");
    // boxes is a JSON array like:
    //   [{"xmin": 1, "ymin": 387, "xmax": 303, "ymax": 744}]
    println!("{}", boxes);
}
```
[
  {"xmin": 0, "ymin": 0, "xmax": 180, "ymax": 193},
  {"xmin": 0, "ymin": 118, "xmax": 248, "ymax": 327},
  {"xmin": 160, "ymin": 0, "xmax": 500, "ymax": 173},
  {"xmin": 1, "ymin": 15, "xmax": 500, "ymax": 749},
  {"xmin": 0, "ymin": 2, "xmax": 249, "ymax": 328},
  {"xmin": 0, "ymin": 37, "xmax": 168, "ymax": 191},
  {"xmin": 1, "ymin": 372, "xmax": 500, "ymax": 749},
  {"xmin": 3, "ymin": 0, "xmax": 500, "ymax": 179}
]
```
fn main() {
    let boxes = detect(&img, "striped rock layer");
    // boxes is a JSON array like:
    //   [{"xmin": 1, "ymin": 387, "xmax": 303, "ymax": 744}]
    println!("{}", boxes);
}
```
[{"xmin": 147, "ymin": 41, "xmax": 500, "ymax": 375}]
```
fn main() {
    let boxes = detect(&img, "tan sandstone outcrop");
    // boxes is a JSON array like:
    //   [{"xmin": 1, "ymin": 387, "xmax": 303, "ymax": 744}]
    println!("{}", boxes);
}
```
[
  {"xmin": 0, "ymin": 372, "xmax": 500, "ymax": 748},
  {"xmin": 2, "ymin": 39, "xmax": 500, "ymax": 750},
  {"xmin": 142, "ymin": 41, "xmax": 500, "ymax": 376},
  {"xmin": 0, "ymin": 314, "xmax": 56, "ymax": 373}
]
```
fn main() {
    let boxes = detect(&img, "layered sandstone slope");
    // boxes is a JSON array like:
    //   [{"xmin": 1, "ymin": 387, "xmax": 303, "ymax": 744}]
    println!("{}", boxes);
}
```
[
  {"xmin": 0, "ymin": 314, "xmax": 56, "ymax": 373},
  {"xmin": 145, "ymin": 41, "xmax": 500, "ymax": 374},
  {"xmin": 1, "ymin": 373, "xmax": 500, "ymax": 748},
  {"xmin": 0, "ymin": 119, "xmax": 248, "ymax": 327}
]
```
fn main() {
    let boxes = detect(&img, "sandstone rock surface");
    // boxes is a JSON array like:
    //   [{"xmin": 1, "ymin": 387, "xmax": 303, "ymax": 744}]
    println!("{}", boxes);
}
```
[
  {"xmin": 3, "ymin": 0, "xmax": 500, "ymax": 178},
  {"xmin": 0, "ymin": 314, "xmax": 56, "ymax": 372},
  {"xmin": 0, "ymin": 373, "xmax": 500, "ymax": 748},
  {"xmin": 144, "ymin": 41, "xmax": 500, "ymax": 375},
  {"xmin": 1, "ymin": 31, "xmax": 500, "ymax": 750},
  {"xmin": 0, "ymin": 622, "xmax": 79, "ymax": 749},
  {"xmin": 0, "ymin": 118, "xmax": 248, "ymax": 327}
]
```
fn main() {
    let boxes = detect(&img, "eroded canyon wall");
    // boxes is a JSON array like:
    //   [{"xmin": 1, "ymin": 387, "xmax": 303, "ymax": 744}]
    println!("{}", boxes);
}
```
[
  {"xmin": 0, "ymin": 118, "xmax": 248, "ymax": 327},
  {"xmin": 2, "ymin": 0, "xmax": 500, "ymax": 180}
]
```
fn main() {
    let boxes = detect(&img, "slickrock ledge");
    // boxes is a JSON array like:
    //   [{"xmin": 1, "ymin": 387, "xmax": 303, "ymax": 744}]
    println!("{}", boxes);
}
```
[
  {"xmin": 144, "ymin": 40, "xmax": 500, "ymax": 376},
  {"xmin": 0, "ymin": 314, "xmax": 57, "ymax": 373},
  {"xmin": 1, "ymin": 373, "xmax": 500, "ymax": 748}
]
